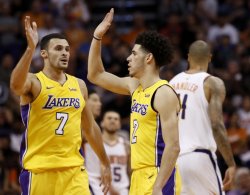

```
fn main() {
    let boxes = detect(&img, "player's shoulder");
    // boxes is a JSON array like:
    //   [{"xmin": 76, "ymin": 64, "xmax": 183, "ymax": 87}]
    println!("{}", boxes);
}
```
[
  {"xmin": 28, "ymin": 72, "xmax": 39, "ymax": 81},
  {"xmin": 205, "ymin": 75, "xmax": 225, "ymax": 90},
  {"xmin": 169, "ymin": 72, "xmax": 184, "ymax": 82},
  {"xmin": 156, "ymin": 83, "xmax": 178, "ymax": 99}
]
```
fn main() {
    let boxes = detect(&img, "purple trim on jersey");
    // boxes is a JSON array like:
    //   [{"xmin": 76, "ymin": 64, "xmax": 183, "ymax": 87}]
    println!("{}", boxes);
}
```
[
  {"xmin": 162, "ymin": 168, "xmax": 176, "ymax": 195},
  {"xmin": 156, "ymin": 115, "xmax": 165, "ymax": 167},
  {"xmin": 19, "ymin": 132, "xmax": 27, "ymax": 167},
  {"xmin": 79, "ymin": 148, "xmax": 84, "ymax": 157},
  {"xmin": 21, "ymin": 104, "xmax": 30, "ymax": 127},
  {"xmin": 20, "ymin": 105, "xmax": 30, "ymax": 168},
  {"xmin": 19, "ymin": 169, "xmax": 31, "ymax": 195}
]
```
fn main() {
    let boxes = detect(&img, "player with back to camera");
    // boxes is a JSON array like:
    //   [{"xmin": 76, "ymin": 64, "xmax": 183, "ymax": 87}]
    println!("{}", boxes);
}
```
[
  {"xmin": 88, "ymin": 9, "xmax": 181, "ymax": 195},
  {"xmin": 170, "ymin": 40, "xmax": 236, "ymax": 195},
  {"xmin": 10, "ymin": 16, "xmax": 111, "ymax": 195}
]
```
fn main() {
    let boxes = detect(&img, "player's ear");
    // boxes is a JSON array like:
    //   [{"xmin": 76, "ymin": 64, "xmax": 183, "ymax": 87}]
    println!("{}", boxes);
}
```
[
  {"xmin": 41, "ymin": 50, "xmax": 48, "ymax": 58},
  {"xmin": 146, "ymin": 53, "xmax": 153, "ymax": 63}
]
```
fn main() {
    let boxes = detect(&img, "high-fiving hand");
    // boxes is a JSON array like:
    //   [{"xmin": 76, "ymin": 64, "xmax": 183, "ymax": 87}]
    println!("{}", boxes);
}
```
[
  {"xmin": 100, "ymin": 163, "xmax": 112, "ymax": 195},
  {"xmin": 93, "ymin": 8, "xmax": 114, "ymax": 40},
  {"xmin": 24, "ymin": 16, "xmax": 38, "ymax": 50}
]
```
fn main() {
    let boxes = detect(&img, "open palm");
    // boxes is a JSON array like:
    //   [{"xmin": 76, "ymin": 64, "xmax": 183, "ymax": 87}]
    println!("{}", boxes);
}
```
[
  {"xmin": 24, "ymin": 16, "xmax": 38, "ymax": 50},
  {"xmin": 94, "ymin": 8, "xmax": 114, "ymax": 39}
]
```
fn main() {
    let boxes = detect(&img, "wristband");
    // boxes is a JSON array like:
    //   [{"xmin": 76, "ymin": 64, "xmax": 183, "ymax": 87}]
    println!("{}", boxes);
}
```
[{"xmin": 93, "ymin": 35, "xmax": 102, "ymax": 41}]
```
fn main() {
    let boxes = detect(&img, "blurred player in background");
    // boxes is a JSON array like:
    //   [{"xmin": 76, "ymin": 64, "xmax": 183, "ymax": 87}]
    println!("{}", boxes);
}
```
[
  {"xmin": 85, "ymin": 109, "xmax": 130, "ymax": 195},
  {"xmin": 10, "ymin": 16, "xmax": 111, "ymax": 195},
  {"xmin": 170, "ymin": 40, "xmax": 236, "ymax": 195}
]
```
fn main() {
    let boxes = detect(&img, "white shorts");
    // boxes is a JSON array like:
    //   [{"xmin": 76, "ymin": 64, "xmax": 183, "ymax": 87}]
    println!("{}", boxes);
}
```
[
  {"xmin": 177, "ymin": 149, "xmax": 225, "ymax": 195},
  {"xmin": 89, "ymin": 176, "xmax": 103, "ymax": 195}
]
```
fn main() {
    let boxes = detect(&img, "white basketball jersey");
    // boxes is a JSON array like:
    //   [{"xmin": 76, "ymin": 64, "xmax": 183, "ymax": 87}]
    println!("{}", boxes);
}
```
[
  {"xmin": 104, "ymin": 136, "xmax": 129, "ymax": 192},
  {"xmin": 84, "ymin": 143, "xmax": 101, "ymax": 177},
  {"xmin": 170, "ymin": 72, "xmax": 217, "ymax": 155}
]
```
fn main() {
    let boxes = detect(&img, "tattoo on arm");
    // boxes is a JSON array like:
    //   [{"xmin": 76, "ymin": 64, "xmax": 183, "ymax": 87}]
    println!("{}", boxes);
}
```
[{"xmin": 209, "ymin": 78, "xmax": 235, "ymax": 167}]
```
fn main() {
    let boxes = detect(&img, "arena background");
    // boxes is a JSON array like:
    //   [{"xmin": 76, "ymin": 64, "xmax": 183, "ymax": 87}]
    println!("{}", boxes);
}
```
[{"xmin": 0, "ymin": 0, "xmax": 249, "ymax": 194}]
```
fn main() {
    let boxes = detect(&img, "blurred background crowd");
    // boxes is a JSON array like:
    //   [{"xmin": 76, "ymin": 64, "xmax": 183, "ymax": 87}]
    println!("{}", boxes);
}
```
[{"xmin": 0, "ymin": 0, "xmax": 250, "ymax": 194}]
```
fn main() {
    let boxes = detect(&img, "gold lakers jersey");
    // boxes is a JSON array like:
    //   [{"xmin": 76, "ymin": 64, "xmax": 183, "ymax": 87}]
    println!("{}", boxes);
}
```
[
  {"xmin": 130, "ymin": 80, "xmax": 172, "ymax": 170},
  {"xmin": 20, "ymin": 71, "xmax": 85, "ymax": 172}
]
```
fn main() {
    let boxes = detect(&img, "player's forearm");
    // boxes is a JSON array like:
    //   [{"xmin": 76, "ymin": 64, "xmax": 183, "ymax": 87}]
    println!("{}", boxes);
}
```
[
  {"xmin": 213, "ymin": 123, "xmax": 236, "ymax": 167},
  {"xmin": 87, "ymin": 38, "xmax": 105, "ymax": 83},
  {"xmin": 153, "ymin": 143, "xmax": 180, "ymax": 189},
  {"xmin": 10, "ymin": 47, "xmax": 34, "ymax": 93},
  {"xmin": 85, "ymin": 123, "xmax": 110, "ymax": 166}
]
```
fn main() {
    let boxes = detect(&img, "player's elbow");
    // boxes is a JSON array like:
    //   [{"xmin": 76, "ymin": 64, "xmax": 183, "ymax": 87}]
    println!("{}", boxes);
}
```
[
  {"xmin": 211, "ymin": 120, "xmax": 224, "ymax": 132},
  {"xmin": 173, "ymin": 143, "xmax": 180, "ymax": 155},
  {"xmin": 10, "ymin": 80, "xmax": 22, "ymax": 96},
  {"xmin": 87, "ymin": 72, "xmax": 95, "ymax": 83},
  {"xmin": 168, "ymin": 139, "xmax": 180, "ymax": 155}
]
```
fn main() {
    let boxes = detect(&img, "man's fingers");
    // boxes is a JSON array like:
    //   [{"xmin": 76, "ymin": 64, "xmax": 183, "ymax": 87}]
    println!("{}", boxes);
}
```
[
  {"xmin": 32, "ymin": 21, "xmax": 37, "ymax": 32},
  {"xmin": 25, "ymin": 16, "xmax": 31, "ymax": 30},
  {"xmin": 103, "ymin": 8, "xmax": 114, "ymax": 23},
  {"xmin": 102, "ymin": 183, "xmax": 110, "ymax": 195}
]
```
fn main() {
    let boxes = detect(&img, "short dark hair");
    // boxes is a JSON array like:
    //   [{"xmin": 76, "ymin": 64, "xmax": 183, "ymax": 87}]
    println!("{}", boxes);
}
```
[
  {"xmin": 40, "ymin": 33, "xmax": 67, "ymax": 50},
  {"xmin": 88, "ymin": 88, "xmax": 97, "ymax": 96},
  {"xmin": 135, "ymin": 31, "xmax": 174, "ymax": 67}
]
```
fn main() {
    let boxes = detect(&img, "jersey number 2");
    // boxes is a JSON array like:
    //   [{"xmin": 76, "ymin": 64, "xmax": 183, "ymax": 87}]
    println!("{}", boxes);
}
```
[
  {"xmin": 131, "ymin": 119, "xmax": 139, "ymax": 144},
  {"xmin": 55, "ymin": 112, "xmax": 68, "ymax": 135}
]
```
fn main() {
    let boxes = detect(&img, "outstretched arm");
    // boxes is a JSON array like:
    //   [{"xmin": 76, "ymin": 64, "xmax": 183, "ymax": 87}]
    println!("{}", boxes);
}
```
[
  {"xmin": 10, "ymin": 16, "xmax": 38, "ymax": 96},
  {"xmin": 79, "ymin": 79, "xmax": 111, "ymax": 195},
  {"xmin": 87, "ymin": 8, "xmax": 138, "ymax": 95},
  {"xmin": 205, "ymin": 76, "xmax": 236, "ymax": 191},
  {"xmin": 152, "ymin": 86, "xmax": 180, "ymax": 195}
]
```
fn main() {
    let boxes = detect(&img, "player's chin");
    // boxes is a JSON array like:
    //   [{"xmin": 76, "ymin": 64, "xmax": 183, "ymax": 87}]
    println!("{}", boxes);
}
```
[
  {"xmin": 129, "ymin": 72, "xmax": 134, "ymax": 78},
  {"xmin": 58, "ymin": 63, "xmax": 68, "ymax": 70}
]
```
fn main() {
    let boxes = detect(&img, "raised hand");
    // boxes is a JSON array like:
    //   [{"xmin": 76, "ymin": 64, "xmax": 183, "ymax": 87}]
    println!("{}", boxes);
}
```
[
  {"xmin": 100, "ymin": 163, "xmax": 112, "ymax": 195},
  {"xmin": 93, "ymin": 8, "xmax": 114, "ymax": 39},
  {"xmin": 24, "ymin": 16, "xmax": 38, "ymax": 50}
]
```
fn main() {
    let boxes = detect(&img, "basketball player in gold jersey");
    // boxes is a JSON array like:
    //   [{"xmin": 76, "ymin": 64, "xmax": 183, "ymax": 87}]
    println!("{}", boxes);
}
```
[
  {"xmin": 88, "ymin": 9, "xmax": 181, "ymax": 195},
  {"xmin": 10, "ymin": 16, "xmax": 111, "ymax": 195}
]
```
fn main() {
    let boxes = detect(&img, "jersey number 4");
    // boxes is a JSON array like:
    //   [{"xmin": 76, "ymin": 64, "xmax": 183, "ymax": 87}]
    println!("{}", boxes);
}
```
[
  {"xmin": 55, "ymin": 112, "xmax": 68, "ymax": 135},
  {"xmin": 179, "ymin": 94, "xmax": 188, "ymax": 119}
]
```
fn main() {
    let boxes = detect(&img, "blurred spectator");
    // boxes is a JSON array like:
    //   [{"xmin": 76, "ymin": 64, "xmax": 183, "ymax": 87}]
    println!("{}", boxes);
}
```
[
  {"xmin": 21, "ymin": 0, "xmax": 46, "ymax": 28},
  {"xmin": 37, "ymin": 12, "xmax": 61, "ymax": 40},
  {"xmin": 0, "ymin": 82, "xmax": 9, "ymax": 106},
  {"xmin": 121, "ymin": 12, "xmax": 147, "ymax": 46},
  {"xmin": 67, "ymin": 0, "xmax": 90, "ymax": 24},
  {"xmin": 212, "ymin": 35, "xmax": 237, "ymax": 69},
  {"xmin": 157, "ymin": 0, "xmax": 186, "ymax": 25},
  {"xmin": 0, "ymin": 53, "xmax": 15, "ymax": 84},
  {"xmin": 227, "ymin": 112, "xmax": 248, "ymax": 161},
  {"xmin": 0, "ymin": 2, "xmax": 19, "ymax": 46},
  {"xmin": 238, "ymin": 96, "xmax": 250, "ymax": 136},
  {"xmin": 159, "ymin": 13, "xmax": 183, "ymax": 47},
  {"xmin": 221, "ymin": 60, "xmax": 244, "ymax": 97},
  {"xmin": 207, "ymin": 11, "xmax": 239, "ymax": 45}
]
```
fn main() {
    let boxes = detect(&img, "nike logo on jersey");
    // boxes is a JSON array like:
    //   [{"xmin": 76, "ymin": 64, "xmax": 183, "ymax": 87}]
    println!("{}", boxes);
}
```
[
  {"xmin": 46, "ymin": 86, "xmax": 54, "ymax": 89},
  {"xmin": 145, "ymin": 94, "xmax": 150, "ymax": 98},
  {"xmin": 69, "ymin": 87, "xmax": 77, "ymax": 91},
  {"xmin": 148, "ymin": 174, "xmax": 154, "ymax": 179}
]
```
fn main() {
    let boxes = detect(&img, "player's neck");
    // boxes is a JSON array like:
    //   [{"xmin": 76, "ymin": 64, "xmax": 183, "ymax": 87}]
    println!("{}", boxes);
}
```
[
  {"xmin": 185, "ymin": 67, "xmax": 207, "ymax": 74},
  {"xmin": 102, "ymin": 130, "xmax": 118, "ymax": 145},
  {"xmin": 139, "ymin": 71, "xmax": 160, "ymax": 90},
  {"xmin": 42, "ymin": 67, "xmax": 67, "ymax": 85}
]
